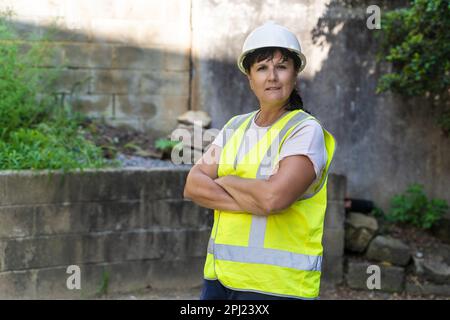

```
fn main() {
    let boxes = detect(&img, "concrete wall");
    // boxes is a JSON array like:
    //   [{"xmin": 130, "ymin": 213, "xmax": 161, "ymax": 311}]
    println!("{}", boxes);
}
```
[
  {"xmin": 0, "ymin": 168, "xmax": 211, "ymax": 299},
  {"xmin": 0, "ymin": 169, "xmax": 345, "ymax": 299}
]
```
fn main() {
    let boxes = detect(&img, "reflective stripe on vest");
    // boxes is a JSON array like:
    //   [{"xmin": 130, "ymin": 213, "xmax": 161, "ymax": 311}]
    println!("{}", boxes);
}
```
[{"xmin": 207, "ymin": 238, "xmax": 322, "ymax": 272}]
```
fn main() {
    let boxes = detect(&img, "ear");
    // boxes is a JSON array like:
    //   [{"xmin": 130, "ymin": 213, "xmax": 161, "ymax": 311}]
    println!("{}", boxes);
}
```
[{"xmin": 247, "ymin": 73, "xmax": 254, "ymax": 90}]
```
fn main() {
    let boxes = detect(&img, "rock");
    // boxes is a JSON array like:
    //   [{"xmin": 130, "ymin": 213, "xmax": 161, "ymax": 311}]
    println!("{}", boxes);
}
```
[
  {"xmin": 345, "ymin": 228, "xmax": 375, "ymax": 253},
  {"xmin": 346, "ymin": 259, "xmax": 405, "ymax": 293},
  {"xmin": 366, "ymin": 235, "xmax": 411, "ymax": 266},
  {"xmin": 346, "ymin": 212, "xmax": 379, "ymax": 231},
  {"xmin": 177, "ymin": 111, "xmax": 212, "ymax": 128},
  {"xmin": 405, "ymin": 280, "xmax": 450, "ymax": 297},
  {"xmin": 431, "ymin": 217, "xmax": 450, "ymax": 244},
  {"xmin": 345, "ymin": 213, "xmax": 378, "ymax": 253},
  {"xmin": 413, "ymin": 249, "xmax": 450, "ymax": 285}
]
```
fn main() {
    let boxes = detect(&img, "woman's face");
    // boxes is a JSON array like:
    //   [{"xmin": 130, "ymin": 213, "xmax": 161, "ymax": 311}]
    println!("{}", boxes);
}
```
[{"xmin": 247, "ymin": 50, "xmax": 298, "ymax": 108}]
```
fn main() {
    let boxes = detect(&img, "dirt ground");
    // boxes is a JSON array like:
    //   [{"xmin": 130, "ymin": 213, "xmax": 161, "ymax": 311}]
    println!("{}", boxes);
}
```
[
  {"xmin": 80, "ymin": 117, "xmax": 166, "ymax": 160},
  {"xmin": 99, "ymin": 283, "xmax": 449, "ymax": 300}
]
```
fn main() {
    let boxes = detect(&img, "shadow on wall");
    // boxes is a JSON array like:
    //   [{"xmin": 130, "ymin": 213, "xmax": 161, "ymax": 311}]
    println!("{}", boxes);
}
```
[{"xmin": 303, "ymin": 0, "xmax": 450, "ymax": 212}]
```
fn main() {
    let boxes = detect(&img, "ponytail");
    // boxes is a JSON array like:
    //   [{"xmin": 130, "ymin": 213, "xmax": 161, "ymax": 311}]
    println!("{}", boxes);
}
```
[{"xmin": 286, "ymin": 87, "xmax": 311, "ymax": 115}]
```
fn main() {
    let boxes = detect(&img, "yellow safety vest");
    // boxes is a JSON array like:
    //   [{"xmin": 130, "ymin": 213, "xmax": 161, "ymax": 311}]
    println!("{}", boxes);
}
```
[{"xmin": 203, "ymin": 109, "xmax": 336, "ymax": 299}]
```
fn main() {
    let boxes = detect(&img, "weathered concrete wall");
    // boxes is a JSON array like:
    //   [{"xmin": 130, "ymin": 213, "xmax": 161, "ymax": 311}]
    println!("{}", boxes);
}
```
[
  {"xmin": 0, "ymin": 169, "xmax": 345, "ymax": 298},
  {"xmin": 0, "ymin": 0, "xmax": 191, "ymax": 139},
  {"xmin": 0, "ymin": 168, "xmax": 211, "ymax": 299}
]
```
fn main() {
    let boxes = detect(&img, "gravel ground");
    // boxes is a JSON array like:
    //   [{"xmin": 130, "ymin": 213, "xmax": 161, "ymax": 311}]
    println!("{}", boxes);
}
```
[{"xmin": 114, "ymin": 153, "xmax": 193, "ymax": 169}]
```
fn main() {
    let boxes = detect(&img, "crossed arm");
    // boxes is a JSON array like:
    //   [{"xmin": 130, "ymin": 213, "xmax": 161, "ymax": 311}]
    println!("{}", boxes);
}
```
[{"xmin": 183, "ymin": 144, "xmax": 316, "ymax": 216}]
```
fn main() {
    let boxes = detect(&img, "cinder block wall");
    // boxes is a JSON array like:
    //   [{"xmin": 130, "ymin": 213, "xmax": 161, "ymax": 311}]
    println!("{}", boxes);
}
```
[
  {"xmin": 0, "ymin": 169, "xmax": 345, "ymax": 299},
  {"xmin": 0, "ymin": 0, "xmax": 191, "ymax": 139},
  {"xmin": 0, "ymin": 168, "xmax": 211, "ymax": 299}
]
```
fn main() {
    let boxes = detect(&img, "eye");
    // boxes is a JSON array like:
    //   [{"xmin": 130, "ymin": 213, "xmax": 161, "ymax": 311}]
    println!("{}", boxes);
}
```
[
  {"xmin": 257, "ymin": 65, "xmax": 266, "ymax": 71},
  {"xmin": 277, "ymin": 65, "xmax": 287, "ymax": 69}
]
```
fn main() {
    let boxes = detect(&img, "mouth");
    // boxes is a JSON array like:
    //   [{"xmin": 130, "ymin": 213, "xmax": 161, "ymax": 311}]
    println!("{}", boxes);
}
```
[{"xmin": 265, "ymin": 87, "xmax": 281, "ymax": 91}]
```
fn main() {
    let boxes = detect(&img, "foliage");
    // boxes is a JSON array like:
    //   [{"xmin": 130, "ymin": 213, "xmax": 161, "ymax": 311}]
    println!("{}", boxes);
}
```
[
  {"xmin": 0, "ymin": 11, "xmax": 117, "ymax": 171},
  {"xmin": 376, "ymin": 0, "xmax": 450, "ymax": 130},
  {"xmin": 386, "ymin": 184, "xmax": 448, "ymax": 229},
  {"xmin": 97, "ymin": 269, "xmax": 110, "ymax": 296},
  {"xmin": 155, "ymin": 138, "xmax": 180, "ymax": 153}
]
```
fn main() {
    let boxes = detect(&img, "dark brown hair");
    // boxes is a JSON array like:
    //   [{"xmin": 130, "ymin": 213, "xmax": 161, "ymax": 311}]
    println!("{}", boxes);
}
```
[{"xmin": 242, "ymin": 46, "xmax": 310, "ymax": 114}]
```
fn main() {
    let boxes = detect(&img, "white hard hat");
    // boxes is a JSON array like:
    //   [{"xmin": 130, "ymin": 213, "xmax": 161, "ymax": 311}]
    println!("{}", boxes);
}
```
[{"xmin": 237, "ymin": 21, "xmax": 307, "ymax": 74}]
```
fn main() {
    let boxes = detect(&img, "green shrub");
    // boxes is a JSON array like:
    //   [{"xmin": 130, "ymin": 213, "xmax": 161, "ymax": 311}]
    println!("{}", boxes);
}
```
[
  {"xmin": 386, "ymin": 184, "xmax": 448, "ymax": 229},
  {"xmin": 155, "ymin": 138, "xmax": 181, "ymax": 159},
  {"xmin": 0, "ymin": 11, "xmax": 117, "ymax": 171}
]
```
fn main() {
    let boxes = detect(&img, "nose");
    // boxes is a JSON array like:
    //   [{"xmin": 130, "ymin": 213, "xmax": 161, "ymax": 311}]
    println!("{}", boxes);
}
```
[{"xmin": 267, "ymin": 66, "xmax": 278, "ymax": 81}]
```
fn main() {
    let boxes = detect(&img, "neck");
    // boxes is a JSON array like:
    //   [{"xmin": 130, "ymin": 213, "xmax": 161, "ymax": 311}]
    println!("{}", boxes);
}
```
[{"xmin": 255, "ymin": 101, "xmax": 289, "ymax": 126}]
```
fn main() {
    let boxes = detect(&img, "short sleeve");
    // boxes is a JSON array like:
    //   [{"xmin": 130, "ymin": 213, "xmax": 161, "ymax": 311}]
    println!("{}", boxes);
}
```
[
  {"xmin": 211, "ymin": 127, "xmax": 224, "ymax": 148},
  {"xmin": 211, "ymin": 115, "xmax": 239, "ymax": 148},
  {"xmin": 276, "ymin": 119, "xmax": 327, "ymax": 183}
]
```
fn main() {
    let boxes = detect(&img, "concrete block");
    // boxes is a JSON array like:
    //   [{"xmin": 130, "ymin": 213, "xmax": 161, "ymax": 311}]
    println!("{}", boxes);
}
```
[
  {"xmin": 35, "ymin": 266, "xmax": 84, "ymax": 299},
  {"xmin": 149, "ymin": 199, "xmax": 213, "ymax": 229},
  {"xmin": 322, "ymin": 228, "xmax": 345, "ymax": 257},
  {"xmin": 346, "ymin": 259, "xmax": 405, "ymax": 293},
  {"xmin": 405, "ymin": 280, "xmax": 450, "ymax": 297},
  {"xmin": 164, "ymin": 48, "xmax": 190, "ymax": 71},
  {"xmin": 139, "ymin": 168, "xmax": 190, "ymax": 201},
  {"xmin": 62, "ymin": 43, "xmax": 113, "ymax": 69},
  {"xmin": 0, "ymin": 269, "xmax": 37, "ymax": 299},
  {"xmin": 327, "ymin": 174, "xmax": 347, "ymax": 202},
  {"xmin": 324, "ymin": 200, "xmax": 345, "ymax": 230},
  {"xmin": 139, "ymin": 71, "xmax": 189, "ymax": 96},
  {"xmin": 33, "ymin": 201, "xmax": 144, "ymax": 236},
  {"xmin": 321, "ymin": 254, "xmax": 343, "ymax": 285},
  {"xmin": 113, "ymin": 46, "xmax": 164, "ymax": 70},
  {"xmin": 114, "ymin": 94, "xmax": 159, "ymax": 119},
  {"xmin": 185, "ymin": 229, "xmax": 211, "ymax": 258},
  {"xmin": 66, "ymin": 94, "xmax": 114, "ymax": 118},
  {"xmin": 18, "ymin": 42, "xmax": 64, "ymax": 67},
  {"xmin": 0, "ymin": 206, "xmax": 34, "ymax": 238},
  {"xmin": 81, "ymin": 231, "xmax": 164, "ymax": 264},
  {"xmin": 51, "ymin": 69, "xmax": 93, "ymax": 94},
  {"xmin": 345, "ymin": 227, "xmax": 375, "ymax": 253},
  {"xmin": 0, "ymin": 170, "xmax": 66, "ymax": 206},
  {"xmin": 148, "ymin": 257, "xmax": 205, "ymax": 290},
  {"xmin": 34, "ymin": 204, "xmax": 72, "ymax": 235},
  {"xmin": 366, "ymin": 235, "xmax": 411, "ymax": 267},
  {"xmin": 1, "ymin": 235, "xmax": 83, "ymax": 271},
  {"xmin": 62, "ymin": 169, "xmax": 144, "ymax": 202},
  {"xmin": 91, "ymin": 70, "xmax": 140, "ymax": 94}
]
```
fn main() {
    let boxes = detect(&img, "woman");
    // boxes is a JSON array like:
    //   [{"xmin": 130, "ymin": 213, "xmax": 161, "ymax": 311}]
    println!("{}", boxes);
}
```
[{"xmin": 184, "ymin": 21, "xmax": 336, "ymax": 300}]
